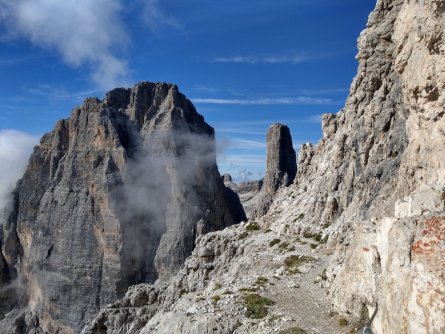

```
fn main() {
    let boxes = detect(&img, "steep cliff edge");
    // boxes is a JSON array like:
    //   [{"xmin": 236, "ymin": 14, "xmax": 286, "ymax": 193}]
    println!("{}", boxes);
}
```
[
  {"xmin": 82, "ymin": 1, "xmax": 444, "ymax": 333},
  {"xmin": 264, "ymin": 0, "xmax": 445, "ymax": 332},
  {"xmin": 0, "ymin": 82, "xmax": 245, "ymax": 333}
]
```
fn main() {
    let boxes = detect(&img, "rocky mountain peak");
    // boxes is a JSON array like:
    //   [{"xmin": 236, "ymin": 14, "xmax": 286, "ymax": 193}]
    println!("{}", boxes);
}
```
[{"xmin": 0, "ymin": 82, "xmax": 245, "ymax": 333}]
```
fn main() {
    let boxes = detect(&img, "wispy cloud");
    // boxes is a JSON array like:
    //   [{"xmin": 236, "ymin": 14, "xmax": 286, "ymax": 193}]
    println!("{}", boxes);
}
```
[
  {"xmin": 0, "ymin": 0, "xmax": 130, "ymax": 89},
  {"xmin": 140, "ymin": 0, "xmax": 183, "ymax": 34},
  {"xmin": 0, "ymin": 130, "xmax": 38, "ymax": 212},
  {"xmin": 217, "ymin": 128, "xmax": 265, "ymax": 136},
  {"xmin": 0, "ymin": 55, "xmax": 33, "ymax": 66},
  {"xmin": 26, "ymin": 84, "xmax": 99, "ymax": 101},
  {"xmin": 192, "ymin": 97, "xmax": 334, "ymax": 105},
  {"xmin": 211, "ymin": 54, "xmax": 307, "ymax": 64},
  {"xmin": 228, "ymin": 139, "xmax": 266, "ymax": 150},
  {"xmin": 307, "ymin": 114, "xmax": 322, "ymax": 123},
  {"xmin": 218, "ymin": 154, "xmax": 265, "ymax": 166},
  {"xmin": 191, "ymin": 84, "xmax": 219, "ymax": 94}
]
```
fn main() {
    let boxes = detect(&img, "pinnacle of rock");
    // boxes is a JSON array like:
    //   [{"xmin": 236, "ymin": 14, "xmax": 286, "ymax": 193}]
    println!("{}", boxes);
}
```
[{"xmin": 264, "ymin": 123, "xmax": 297, "ymax": 192}]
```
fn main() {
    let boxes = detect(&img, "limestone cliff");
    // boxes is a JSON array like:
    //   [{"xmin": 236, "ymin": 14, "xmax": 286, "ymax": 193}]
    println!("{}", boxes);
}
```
[
  {"xmin": 0, "ymin": 82, "xmax": 245, "ymax": 333},
  {"xmin": 264, "ymin": 0, "xmax": 445, "ymax": 332},
  {"xmin": 83, "ymin": 1, "xmax": 444, "ymax": 333}
]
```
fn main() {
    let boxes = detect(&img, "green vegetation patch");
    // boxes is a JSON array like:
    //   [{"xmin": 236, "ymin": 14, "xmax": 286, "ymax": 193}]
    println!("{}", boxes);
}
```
[
  {"xmin": 303, "ymin": 231, "xmax": 328, "ymax": 244},
  {"xmin": 255, "ymin": 276, "xmax": 269, "ymax": 285},
  {"xmin": 179, "ymin": 288, "xmax": 189, "ymax": 297},
  {"xmin": 279, "ymin": 242, "xmax": 295, "ymax": 252},
  {"xmin": 238, "ymin": 231, "xmax": 249, "ymax": 240},
  {"xmin": 213, "ymin": 282, "xmax": 222, "ymax": 291},
  {"xmin": 284, "ymin": 255, "xmax": 316, "ymax": 274},
  {"xmin": 269, "ymin": 238, "xmax": 281, "ymax": 247},
  {"xmin": 245, "ymin": 222, "xmax": 260, "ymax": 231},
  {"xmin": 278, "ymin": 327, "xmax": 307, "ymax": 334},
  {"xmin": 242, "ymin": 293, "xmax": 275, "ymax": 319},
  {"xmin": 338, "ymin": 318, "xmax": 349, "ymax": 327},
  {"xmin": 239, "ymin": 287, "xmax": 259, "ymax": 293},
  {"xmin": 295, "ymin": 213, "xmax": 305, "ymax": 221},
  {"xmin": 303, "ymin": 231, "xmax": 317, "ymax": 239},
  {"xmin": 212, "ymin": 295, "xmax": 221, "ymax": 304}
]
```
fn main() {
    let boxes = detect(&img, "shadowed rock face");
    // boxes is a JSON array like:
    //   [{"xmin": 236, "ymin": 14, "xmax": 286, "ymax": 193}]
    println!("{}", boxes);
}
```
[
  {"xmin": 0, "ymin": 82, "xmax": 245, "ymax": 333},
  {"xmin": 224, "ymin": 124, "xmax": 297, "ymax": 220},
  {"xmin": 264, "ymin": 124, "xmax": 296, "ymax": 193},
  {"xmin": 249, "ymin": 124, "xmax": 296, "ymax": 219}
]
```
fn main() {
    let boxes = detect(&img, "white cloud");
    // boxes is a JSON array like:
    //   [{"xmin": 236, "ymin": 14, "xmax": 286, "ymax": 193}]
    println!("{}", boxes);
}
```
[
  {"xmin": 307, "ymin": 114, "xmax": 322, "ymax": 123},
  {"xmin": 228, "ymin": 139, "xmax": 266, "ymax": 150},
  {"xmin": 141, "ymin": 0, "xmax": 182, "ymax": 33},
  {"xmin": 218, "ymin": 154, "xmax": 265, "ymax": 166},
  {"xmin": 236, "ymin": 169, "xmax": 254, "ymax": 183},
  {"xmin": 192, "ymin": 97, "xmax": 333, "ymax": 105},
  {"xmin": 27, "ymin": 84, "xmax": 99, "ymax": 102},
  {"xmin": 0, "ymin": 0, "xmax": 129, "ymax": 89},
  {"xmin": 0, "ymin": 55, "xmax": 33, "ymax": 66},
  {"xmin": 211, "ymin": 54, "xmax": 307, "ymax": 64},
  {"xmin": 0, "ymin": 130, "xmax": 38, "ymax": 213}
]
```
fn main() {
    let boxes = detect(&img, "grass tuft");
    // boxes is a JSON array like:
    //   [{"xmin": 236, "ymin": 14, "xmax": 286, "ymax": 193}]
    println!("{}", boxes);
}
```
[
  {"xmin": 278, "ymin": 327, "xmax": 307, "ymax": 334},
  {"xmin": 245, "ymin": 222, "xmax": 260, "ymax": 231},
  {"xmin": 238, "ymin": 231, "xmax": 249, "ymax": 240},
  {"xmin": 242, "ymin": 293, "xmax": 275, "ymax": 319},
  {"xmin": 269, "ymin": 239, "xmax": 281, "ymax": 247},
  {"xmin": 255, "ymin": 276, "xmax": 269, "ymax": 285},
  {"xmin": 338, "ymin": 318, "xmax": 349, "ymax": 327}
]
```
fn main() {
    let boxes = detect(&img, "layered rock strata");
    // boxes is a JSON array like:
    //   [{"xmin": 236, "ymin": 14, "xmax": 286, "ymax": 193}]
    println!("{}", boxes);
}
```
[
  {"xmin": 264, "ymin": 0, "xmax": 445, "ymax": 332},
  {"xmin": 0, "ymin": 82, "xmax": 244, "ymax": 333}
]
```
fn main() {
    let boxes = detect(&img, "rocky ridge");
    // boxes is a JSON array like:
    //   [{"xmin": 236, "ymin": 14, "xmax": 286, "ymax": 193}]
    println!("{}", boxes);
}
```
[
  {"xmin": 84, "ymin": 0, "xmax": 445, "ymax": 333},
  {"xmin": 264, "ymin": 0, "xmax": 445, "ymax": 332},
  {"xmin": 0, "ymin": 82, "xmax": 245, "ymax": 333}
]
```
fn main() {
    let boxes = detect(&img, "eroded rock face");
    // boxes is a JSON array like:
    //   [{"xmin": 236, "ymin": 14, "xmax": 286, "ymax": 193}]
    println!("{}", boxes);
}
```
[
  {"xmin": 263, "ymin": 0, "xmax": 445, "ymax": 332},
  {"xmin": 81, "ymin": 2, "xmax": 444, "ymax": 333},
  {"xmin": 0, "ymin": 82, "xmax": 244, "ymax": 333}
]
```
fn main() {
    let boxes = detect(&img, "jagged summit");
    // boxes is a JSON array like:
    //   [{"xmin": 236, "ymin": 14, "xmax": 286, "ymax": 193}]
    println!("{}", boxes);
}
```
[{"xmin": 0, "ymin": 81, "xmax": 245, "ymax": 333}]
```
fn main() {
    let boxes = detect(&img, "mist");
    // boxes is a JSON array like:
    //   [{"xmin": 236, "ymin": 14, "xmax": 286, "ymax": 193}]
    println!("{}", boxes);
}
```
[
  {"xmin": 109, "ymin": 117, "xmax": 221, "ymax": 285},
  {"xmin": 0, "ymin": 130, "xmax": 37, "ymax": 214}
]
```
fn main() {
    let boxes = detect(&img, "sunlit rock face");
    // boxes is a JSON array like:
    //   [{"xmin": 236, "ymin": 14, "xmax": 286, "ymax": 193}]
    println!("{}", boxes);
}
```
[
  {"xmin": 263, "ymin": 0, "xmax": 445, "ymax": 332},
  {"xmin": 0, "ymin": 82, "xmax": 245, "ymax": 333}
]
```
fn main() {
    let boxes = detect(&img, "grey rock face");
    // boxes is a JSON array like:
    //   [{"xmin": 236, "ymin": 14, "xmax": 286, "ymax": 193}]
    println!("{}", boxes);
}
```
[
  {"xmin": 249, "ymin": 124, "xmax": 296, "ymax": 219},
  {"xmin": 263, "ymin": 0, "xmax": 445, "ymax": 332},
  {"xmin": 83, "ymin": 2, "xmax": 445, "ymax": 333},
  {"xmin": 264, "ymin": 124, "xmax": 297, "ymax": 192},
  {"xmin": 0, "ymin": 82, "xmax": 244, "ymax": 333}
]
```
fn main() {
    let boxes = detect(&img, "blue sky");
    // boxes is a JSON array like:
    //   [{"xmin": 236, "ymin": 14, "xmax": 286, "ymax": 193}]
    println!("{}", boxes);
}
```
[{"xmin": 0, "ymin": 0, "xmax": 376, "ymax": 182}]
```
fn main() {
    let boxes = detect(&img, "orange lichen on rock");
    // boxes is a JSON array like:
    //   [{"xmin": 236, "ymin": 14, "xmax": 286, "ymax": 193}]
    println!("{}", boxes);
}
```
[{"xmin": 411, "ymin": 217, "xmax": 445, "ymax": 282}]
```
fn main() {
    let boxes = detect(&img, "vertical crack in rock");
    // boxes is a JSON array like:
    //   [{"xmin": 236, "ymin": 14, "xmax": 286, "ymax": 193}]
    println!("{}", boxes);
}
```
[{"xmin": 0, "ymin": 82, "xmax": 245, "ymax": 333}]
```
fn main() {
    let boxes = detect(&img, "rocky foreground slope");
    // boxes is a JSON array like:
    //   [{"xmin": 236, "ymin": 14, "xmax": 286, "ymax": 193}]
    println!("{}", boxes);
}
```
[
  {"xmin": 0, "ymin": 82, "xmax": 245, "ymax": 333},
  {"xmin": 84, "ymin": 0, "xmax": 444, "ymax": 333}
]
